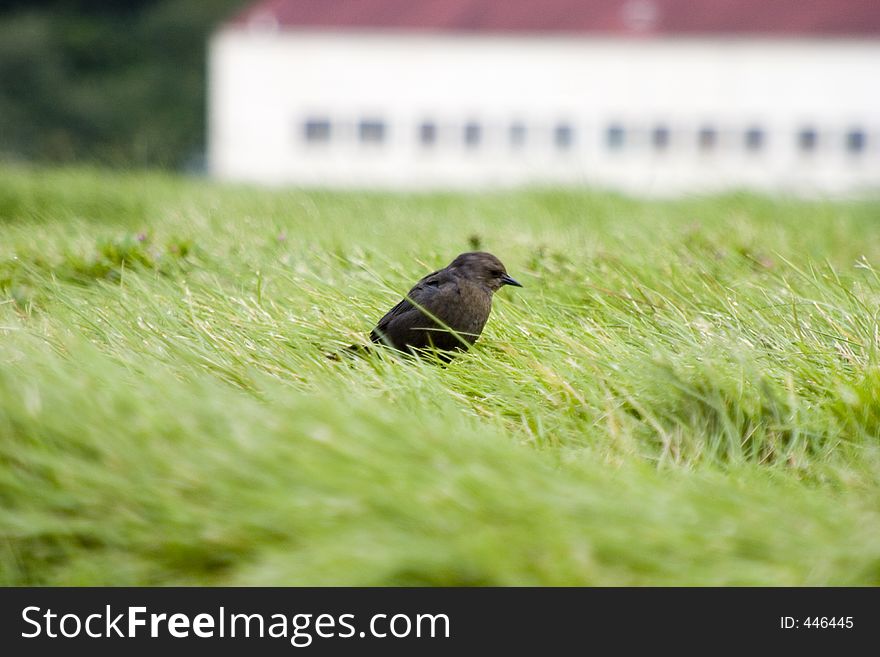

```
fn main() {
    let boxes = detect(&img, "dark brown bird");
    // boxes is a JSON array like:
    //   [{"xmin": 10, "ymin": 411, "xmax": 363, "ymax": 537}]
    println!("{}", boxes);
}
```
[{"xmin": 368, "ymin": 252, "xmax": 522, "ymax": 359}]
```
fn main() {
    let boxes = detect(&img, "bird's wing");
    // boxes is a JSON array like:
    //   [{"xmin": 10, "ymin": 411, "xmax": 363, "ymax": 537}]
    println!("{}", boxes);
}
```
[{"xmin": 370, "ymin": 268, "xmax": 458, "ymax": 345}]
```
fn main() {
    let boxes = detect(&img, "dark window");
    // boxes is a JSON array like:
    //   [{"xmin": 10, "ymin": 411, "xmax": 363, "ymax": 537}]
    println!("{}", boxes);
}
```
[
  {"xmin": 509, "ymin": 122, "xmax": 526, "ymax": 148},
  {"xmin": 464, "ymin": 122, "xmax": 481, "ymax": 148},
  {"xmin": 846, "ymin": 129, "xmax": 866, "ymax": 154},
  {"xmin": 606, "ymin": 124, "xmax": 625, "ymax": 150},
  {"xmin": 744, "ymin": 126, "xmax": 764, "ymax": 152},
  {"xmin": 555, "ymin": 123, "xmax": 574, "ymax": 150},
  {"xmin": 303, "ymin": 119, "xmax": 331, "ymax": 143},
  {"xmin": 652, "ymin": 125, "xmax": 670, "ymax": 150},
  {"xmin": 358, "ymin": 119, "xmax": 386, "ymax": 144},
  {"xmin": 698, "ymin": 126, "xmax": 717, "ymax": 151},
  {"xmin": 419, "ymin": 122, "xmax": 437, "ymax": 146},
  {"xmin": 798, "ymin": 127, "xmax": 818, "ymax": 152}
]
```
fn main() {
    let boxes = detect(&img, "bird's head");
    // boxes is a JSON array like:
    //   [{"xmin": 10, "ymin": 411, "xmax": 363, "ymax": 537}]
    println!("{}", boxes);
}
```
[{"xmin": 449, "ymin": 252, "xmax": 523, "ymax": 292}]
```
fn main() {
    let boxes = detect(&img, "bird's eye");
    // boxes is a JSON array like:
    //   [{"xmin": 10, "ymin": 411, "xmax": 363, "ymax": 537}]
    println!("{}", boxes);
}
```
[{"xmin": 491, "ymin": 269, "xmax": 503, "ymax": 277}]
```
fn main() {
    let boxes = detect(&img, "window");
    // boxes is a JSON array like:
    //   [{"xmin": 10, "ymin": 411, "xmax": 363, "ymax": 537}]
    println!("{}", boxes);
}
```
[
  {"xmin": 419, "ymin": 122, "xmax": 437, "ymax": 147},
  {"xmin": 509, "ymin": 122, "xmax": 526, "ymax": 148},
  {"xmin": 303, "ymin": 118, "xmax": 331, "ymax": 143},
  {"xmin": 744, "ymin": 126, "xmax": 764, "ymax": 152},
  {"xmin": 698, "ymin": 126, "xmax": 717, "ymax": 151},
  {"xmin": 464, "ymin": 122, "xmax": 481, "ymax": 148},
  {"xmin": 555, "ymin": 123, "xmax": 574, "ymax": 150},
  {"xmin": 846, "ymin": 129, "xmax": 866, "ymax": 154},
  {"xmin": 798, "ymin": 127, "xmax": 818, "ymax": 152},
  {"xmin": 606, "ymin": 124, "xmax": 625, "ymax": 150},
  {"xmin": 358, "ymin": 119, "xmax": 386, "ymax": 144},
  {"xmin": 651, "ymin": 125, "xmax": 670, "ymax": 151}
]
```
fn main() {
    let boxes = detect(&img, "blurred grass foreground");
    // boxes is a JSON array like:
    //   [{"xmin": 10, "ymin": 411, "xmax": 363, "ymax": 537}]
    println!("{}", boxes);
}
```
[{"xmin": 2, "ymin": 165, "xmax": 880, "ymax": 585}]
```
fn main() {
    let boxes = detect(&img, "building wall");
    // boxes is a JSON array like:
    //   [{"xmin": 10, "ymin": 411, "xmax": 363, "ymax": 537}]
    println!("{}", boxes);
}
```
[{"xmin": 208, "ymin": 28, "xmax": 880, "ymax": 195}]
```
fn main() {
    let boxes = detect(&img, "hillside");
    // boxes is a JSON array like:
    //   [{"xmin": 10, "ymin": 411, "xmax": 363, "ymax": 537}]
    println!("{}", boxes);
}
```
[{"xmin": 1, "ymin": 165, "xmax": 879, "ymax": 585}]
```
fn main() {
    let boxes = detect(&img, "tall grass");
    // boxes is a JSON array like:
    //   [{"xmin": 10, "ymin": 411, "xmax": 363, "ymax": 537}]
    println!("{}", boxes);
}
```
[{"xmin": 1, "ymin": 164, "xmax": 879, "ymax": 585}]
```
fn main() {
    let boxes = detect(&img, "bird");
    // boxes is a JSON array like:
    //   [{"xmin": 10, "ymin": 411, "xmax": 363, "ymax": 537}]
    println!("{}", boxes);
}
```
[{"xmin": 366, "ymin": 251, "xmax": 522, "ymax": 360}]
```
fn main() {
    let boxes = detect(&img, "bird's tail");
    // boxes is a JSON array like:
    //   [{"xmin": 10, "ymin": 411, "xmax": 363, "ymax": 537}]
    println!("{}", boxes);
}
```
[{"xmin": 326, "ymin": 343, "xmax": 371, "ymax": 361}]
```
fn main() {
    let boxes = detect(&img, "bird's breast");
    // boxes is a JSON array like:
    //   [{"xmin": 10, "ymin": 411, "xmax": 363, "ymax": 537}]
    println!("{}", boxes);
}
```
[{"xmin": 444, "ymin": 282, "xmax": 492, "ymax": 340}]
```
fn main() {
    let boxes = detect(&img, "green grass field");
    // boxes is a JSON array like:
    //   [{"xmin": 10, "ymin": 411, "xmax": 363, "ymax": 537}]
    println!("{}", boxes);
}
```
[{"xmin": 1, "ymin": 165, "xmax": 879, "ymax": 585}]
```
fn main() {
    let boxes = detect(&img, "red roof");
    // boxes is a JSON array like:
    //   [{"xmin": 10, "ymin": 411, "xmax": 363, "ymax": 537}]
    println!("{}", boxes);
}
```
[{"xmin": 230, "ymin": 0, "xmax": 880, "ymax": 37}]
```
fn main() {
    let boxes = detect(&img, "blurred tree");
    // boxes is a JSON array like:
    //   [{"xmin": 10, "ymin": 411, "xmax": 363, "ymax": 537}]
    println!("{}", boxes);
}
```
[{"xmin": 0, "ymin": 0, "xmax": 244, "ymax": 169}]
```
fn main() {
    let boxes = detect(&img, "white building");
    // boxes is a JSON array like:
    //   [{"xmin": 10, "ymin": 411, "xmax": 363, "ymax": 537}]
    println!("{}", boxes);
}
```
[{"xmin": 208, "ymin": 0, "xmax": 880, "ymax": 196}]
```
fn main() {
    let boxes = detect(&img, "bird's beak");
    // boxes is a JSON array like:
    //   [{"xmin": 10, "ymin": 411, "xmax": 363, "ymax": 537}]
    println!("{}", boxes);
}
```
[{"xmin": 501, "ymin": 274, "xmax": 523, "ymax": 288}]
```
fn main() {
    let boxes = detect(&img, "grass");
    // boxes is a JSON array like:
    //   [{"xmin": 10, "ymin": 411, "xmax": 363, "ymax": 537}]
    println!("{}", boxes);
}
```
[{"xmin": 1, "ymin": 164, "xmax": 880, "ymax": 585}]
